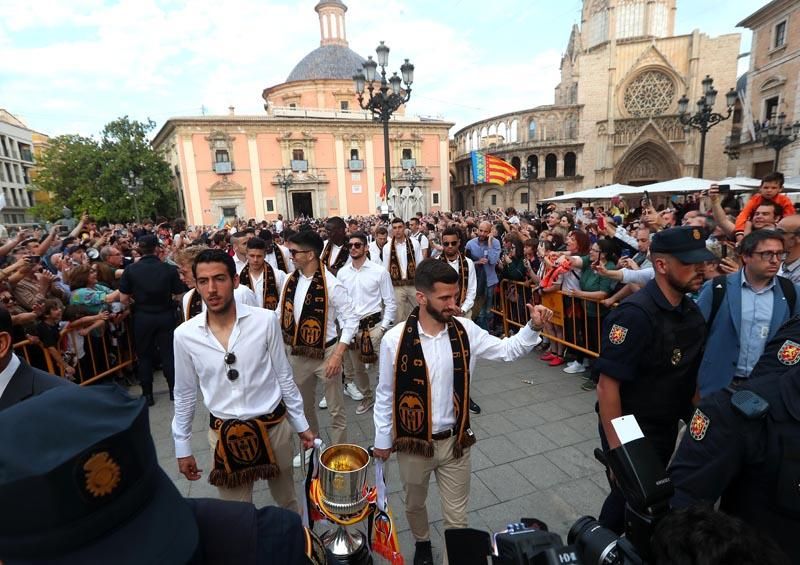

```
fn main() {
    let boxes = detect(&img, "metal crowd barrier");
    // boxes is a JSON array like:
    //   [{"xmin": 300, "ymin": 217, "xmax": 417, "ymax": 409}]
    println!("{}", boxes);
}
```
[
  {"xmin": 489, "ymin": 279, "xmax": 607, "ymax": 358},
  {"xmin": 13, "ymin": 339, "xmax": 56, "ymax": 374}
]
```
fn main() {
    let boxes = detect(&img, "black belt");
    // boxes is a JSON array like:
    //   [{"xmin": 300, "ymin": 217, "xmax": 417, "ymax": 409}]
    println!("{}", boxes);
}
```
[
  {"xmin": 431, "ymin": 428, "xmax": 455, "ymax": 441},
  {"xmin": 209, "ymin": 401, "xmax": 286, "ymax": 431},
  {"xmin": 730, "ymin": 377, "xmax": 749, "ymax": 388},
  {"xmin": 358, "ymin": 312, "xmax": 382, "ymax": 330},
  {"xmin": 326, "ymin": 337, "xmax": 338, "ymax": 348}
]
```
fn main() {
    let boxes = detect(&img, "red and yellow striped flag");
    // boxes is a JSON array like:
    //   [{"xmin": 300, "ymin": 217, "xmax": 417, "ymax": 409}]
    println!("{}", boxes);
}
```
[{"xmin": 470, "ymin": 151, "xmax": 517, "ymax": 186}]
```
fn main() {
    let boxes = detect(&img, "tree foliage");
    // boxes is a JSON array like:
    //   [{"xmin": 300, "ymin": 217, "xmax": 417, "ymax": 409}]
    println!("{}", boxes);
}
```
[{"xmin": 33, "ymin": 117, "xmax": 177, "ymax": 223}]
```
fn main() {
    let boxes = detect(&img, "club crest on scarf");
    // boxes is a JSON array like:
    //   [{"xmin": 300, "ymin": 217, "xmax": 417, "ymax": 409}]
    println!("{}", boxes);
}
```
[{"xmin": 398, "ymin": 392, "xmax": 425, "ymax": 434}]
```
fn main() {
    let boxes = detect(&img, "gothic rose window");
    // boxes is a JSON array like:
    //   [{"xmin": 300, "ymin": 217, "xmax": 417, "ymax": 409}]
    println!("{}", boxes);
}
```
[{"xmin": 624, "ymin": 71, "xmax": 675, "ymax": 117}]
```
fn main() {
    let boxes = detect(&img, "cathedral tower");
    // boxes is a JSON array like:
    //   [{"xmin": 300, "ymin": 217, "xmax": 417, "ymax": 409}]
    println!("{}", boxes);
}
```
[{"xmin": 581, "ymin": 0, "xmax": 677, "ymax": 50}]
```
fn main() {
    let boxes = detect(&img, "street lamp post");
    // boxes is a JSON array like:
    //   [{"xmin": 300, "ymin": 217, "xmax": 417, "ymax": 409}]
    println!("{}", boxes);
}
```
[
  {"xmin": 353, "ymin": 41, "xmax": 414, "ymax": 209},
  {"xmin": 522, "ymin": 164, "xmax": 537, "ymax": 213},
  {"xmin": 678, "ymin": 75, "xmax": 737, "ymax": 178},
  {"xmin": 121, "ymin": 170, "xmax": 143, "ymax": 224},
  {"xmin": 275, "ymin": 168, "xmax": 294, "ymax": 219},
  {"xmin": 758, "ymin": 112, "xmax": 800, "ymax": 172}
]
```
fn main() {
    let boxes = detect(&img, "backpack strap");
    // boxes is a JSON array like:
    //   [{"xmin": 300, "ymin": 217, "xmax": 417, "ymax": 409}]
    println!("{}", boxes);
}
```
[
  {"xmin": 777, "ymin": 275, "xmax": 797, "ymax": 316},
  {"xmin": 707, "ymin": 275, "xmax": 727, "ymax": 329}
]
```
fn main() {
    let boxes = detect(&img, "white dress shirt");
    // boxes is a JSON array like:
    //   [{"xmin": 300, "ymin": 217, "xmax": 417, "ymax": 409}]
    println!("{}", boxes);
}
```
[
  {"xmin": 0, "ymin": 354, "xmax": 21, "ymax": 400},
  {"xmin": 412, "ymin": 232, "xmax": 430, "ymax": 255},
  {"xmin": 290, "ymin": 268, "xmax": 359, "ymax": 345},
  {"xmin": 382, "ymin": 237, "xmax": 423, "ymax": 280},
  {"xmin": 368, "ymin": 241, "xmax": 386, "ymax": 267},
  {"xmin": 233, "ymin": 254, "xmax": 247, "ymax": 275},
  {"xmin": 172, "ymin": 304, "xmax": 309, "ymax": 458},
  {"xmin": 248, "ymin": 267, "xmax": 287, "ymax": 309},
  {"xmin": 336, "ymin": 260, "xmax": 397, "ymax": 330},
  {"xmin": 266, "ymin": 245, "xmax": 294, "ymax": 274},
  {"xmin": 181, "ymin": 285, "xmax": 258, "ymax": 318},
  {"xmin": 446, "ymin": 255, "xmax": 477, "ymax": 313},
  {"xmin": 374, "ymin": 318, "xmax": 540, "ymax": 449}
]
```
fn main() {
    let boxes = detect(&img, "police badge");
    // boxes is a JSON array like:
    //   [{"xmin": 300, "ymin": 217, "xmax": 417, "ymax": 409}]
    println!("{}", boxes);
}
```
[
  {"xmin": 609, "ymin": 324, "xmax": 628, "ymax": 345},
  {"xmin": 777, "ymin": 340, "xmax": 800, "ymax": 366},
  {"xmin": 689, "ymin": 408, "xmax": 710, "ymax": 441}
]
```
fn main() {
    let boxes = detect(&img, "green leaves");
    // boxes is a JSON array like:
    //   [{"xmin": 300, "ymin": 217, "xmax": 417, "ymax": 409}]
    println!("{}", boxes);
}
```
[{"xmin": 32, "ymin": 117, "xmax": 176, "ymax": 223}]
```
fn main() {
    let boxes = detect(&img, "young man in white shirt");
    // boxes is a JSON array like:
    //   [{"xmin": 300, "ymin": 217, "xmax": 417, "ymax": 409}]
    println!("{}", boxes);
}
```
[
  {"xmin": 230, "ymin": 230, "xmax": 253, "ymax": 275},
  {"xmin": 368, "ymin": 226, "xmax": 389, "ymax": 267},
  {"xmin": 409, "ymin": 217, "xmax": 430, "ymax": 259},
  {"xmin": 172, "ymin": 249, "xmax": 314, "ymax": 510},
  {"xmin": 262, "ymin": 230, "xmax": 294, "ymax": 274},
  {"xmin": 373, "ymin": 259, "xmax": 552, "ymax": 565},
  {"xmin": 281, "ymin": 230, "xmax": 359, "ymax": 467},
  {"xmin": 336, "ymin": 231, "xmax": 397, "ymax": 415},
  {"xmin": 383, "ymin": 217, "xmax": 423, "ymax": 323},
  {"xmin": 320, "ymin": 217, "xmax": 350, "ymax": 276},
  {"xmin": 239, "ymin": 237, "xmax": 286, "ymax": 310}
]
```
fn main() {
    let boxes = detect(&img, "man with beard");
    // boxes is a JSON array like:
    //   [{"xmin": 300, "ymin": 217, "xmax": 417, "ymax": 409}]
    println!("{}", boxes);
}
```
[
  {"xmin": 373, "ymin": 259, "xmax": 552, "ymax": 565},
  {"xmin": 172, "ymin": 249, "xmax": 314, "ymax": 508},
  {"xmin": 594, "ymin": 226, "xmax": 714, "ymax": 534},
  {"xmin": 320, "ymin": 217, "xmax": 350, "ymax": 276}
]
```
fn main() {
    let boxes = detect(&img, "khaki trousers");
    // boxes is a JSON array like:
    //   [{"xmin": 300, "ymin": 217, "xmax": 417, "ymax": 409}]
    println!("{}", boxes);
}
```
[
  {"xmin": 344, "ymin": 325, "xmax": 383, "ymax": 403},
  {"xmin": 289, "ymin": 346, "xmax": 347, "ymax": 445},
  {"xmin": 397, "ymin": 436, "xmax": 471, "ymax": 542},
  {"xmin": 393, "ymin": 284, "xmax": 417, "ymax": 324},
  {"xmin": 207, "ymin": 418, "xmax": 298, "ymax": 513}
]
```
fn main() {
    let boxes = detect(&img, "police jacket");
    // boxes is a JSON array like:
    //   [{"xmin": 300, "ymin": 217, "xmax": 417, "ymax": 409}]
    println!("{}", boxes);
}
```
[{"xmin": 669, "ymin": 363, "xmax": 800, "ymax": 563}]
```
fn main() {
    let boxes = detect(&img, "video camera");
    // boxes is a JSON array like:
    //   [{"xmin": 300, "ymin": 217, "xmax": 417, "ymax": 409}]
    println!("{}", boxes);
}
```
[{"xmin": 446, "ymin": 416, "xmax": 673, "ymax": 564}]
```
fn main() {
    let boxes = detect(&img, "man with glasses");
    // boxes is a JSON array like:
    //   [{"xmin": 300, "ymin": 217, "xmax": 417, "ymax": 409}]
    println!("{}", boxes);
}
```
[
  {"xmin": 697, "ymin": 229, "xmax": 800, "ymax": 398},
  {"xmin": 172, "ymin": 249, "xmax": 314, "ymax": 508},
  {"xmin": 281, "ymin": 231, "xmax": 358, "ymax": 467},
  {"xmin": 777, "ymin": 215, "xmax": 800, "ymax": 284}
]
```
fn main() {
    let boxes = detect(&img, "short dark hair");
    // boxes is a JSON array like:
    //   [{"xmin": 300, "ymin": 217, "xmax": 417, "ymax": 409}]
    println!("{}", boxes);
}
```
[
  {"xmin": 348, "ymin": 232, "xmax": 368, "ymax": 247},
  {"xmin": 739, "ymin": 229, "xmax": 784, "ymax": 256},
  {"xmin": 442, "ymin": 227, "xmax": 461, "ymax": 240},
  {"xmin": 409, "ymin": 217, "xmax": 420, "ymax": 226},
  {"xmin": 246, "ymin": 237, "xmax": 267, "ymax": 251},
  {"xmin": 755, "ymin": 200, "xmax": 784, "ymax": 219},
  {"xmin": 287, "ymin": 230, "xmax": 324, "ymax": 258},
  {"xmin": 0, "ymin": 306, "xmax": 12, "ymax": 336},
  {"xmin": 326, "ymin": 216, "xmax": 346, "ymax": 229},
  {"xmin": 375, "ymin": 226, "xmax": 388, "ymax": 236},
  {"xmin": 192, "ymin": 249, "xmax": 235, "ymax": 279},
  {"xmin": 761, "ymin": 172, "xmax": 784, "ymax": 186},
  {"xmin": 391, "ymin": 217, "xmax": 405, "ymax": 227},
  {"xmin": 595, "ymin": 238, "xmax": 620, "ymax": 263},
  {"xmin": 259, "ymin": 229, "xmax": 274, "ymax": 240},
  {"xmin": 414, "ymin": 258, "xmax": 459, "ymax": 292}
]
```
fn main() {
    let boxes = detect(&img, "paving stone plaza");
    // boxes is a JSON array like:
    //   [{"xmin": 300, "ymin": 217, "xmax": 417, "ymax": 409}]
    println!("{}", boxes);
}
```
[{"xmin": 150, "ymin": 353, "xmax": 607, "ymax": 563}]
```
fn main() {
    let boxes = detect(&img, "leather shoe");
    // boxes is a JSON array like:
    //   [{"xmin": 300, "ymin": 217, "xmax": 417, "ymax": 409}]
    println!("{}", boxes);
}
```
[
  {"xmin": 469, "ymin": 399, "xmax": 481, "ymax": 414},
  {"xmin": 144, "ymin": 394, "xmax": 155, "ymax": 407},
  {"xmin": 414, "ymin": 540, "xmax": 433, "ymax": 565}
]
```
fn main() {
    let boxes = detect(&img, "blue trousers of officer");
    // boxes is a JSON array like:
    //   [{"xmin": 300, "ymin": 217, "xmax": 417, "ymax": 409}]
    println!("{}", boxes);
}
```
[{"xmin": 133, "ymin": 310, "xmax": 176, "ymax": 395}]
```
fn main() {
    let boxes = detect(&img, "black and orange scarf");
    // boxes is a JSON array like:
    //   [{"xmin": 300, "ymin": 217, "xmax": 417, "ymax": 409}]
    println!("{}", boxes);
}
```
[
  {"xmin": 388, "ymin": 238, "xmax": 416, "ymax": 287},
  {"xmin": 349, "ymin": 312, "xmax": 381, "ymax": 363},
  {"xmin": 271, "ymin": 245, "xmax": 288, "ymax": 272},
  {"xmin": 239, "ymin": 263, "xmax": 280, "ymax": 310},
  {"xmin": 392, "ymin": 307, "xmax": 475, "ymax": 459},
  {"xmin": 280, "ymin": 262, "xmax": 328, "ymax": 359},
  {"xmin": 441, "ymin": 253, "xmax": 469, "ymax": 307},
  {"xmin": 321, "ymin": 241, "xmax": 348, "ymax": 275},
  {"xmin": 184, "ymin": 288, "xmax": 204, "ymax": 321},
  {"xmin": 208, "ymin": 402, "xmax": 286, "ymax": 488}
]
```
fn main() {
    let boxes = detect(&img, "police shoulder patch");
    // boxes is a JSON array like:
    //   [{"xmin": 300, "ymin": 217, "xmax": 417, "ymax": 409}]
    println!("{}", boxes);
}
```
[
  {"xmin": 608, "ymin": 324, "xmax": 628, "ymax": 345},
  {"xmin": 777, "ymin": 340, "xmax": 800, "ymax": 366},
  {"xmin": 689, "ymin": 408, "xmax": 710, "ymax": 441}
]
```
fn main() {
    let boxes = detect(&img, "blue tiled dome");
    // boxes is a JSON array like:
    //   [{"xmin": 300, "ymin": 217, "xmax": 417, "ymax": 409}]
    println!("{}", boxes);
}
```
[{"xmin": 286, "ymin": 44, "xmax": 366, "ymax": 82}]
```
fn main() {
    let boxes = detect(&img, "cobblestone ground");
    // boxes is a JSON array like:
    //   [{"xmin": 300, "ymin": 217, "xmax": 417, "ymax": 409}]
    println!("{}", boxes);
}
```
[{"xmin": 149, "ymin": 351, "xmax": 608, "ymax": 564}]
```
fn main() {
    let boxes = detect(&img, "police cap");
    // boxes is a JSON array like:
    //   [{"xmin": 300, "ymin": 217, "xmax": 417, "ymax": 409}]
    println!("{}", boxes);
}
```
[{"xmin": 650, "ymin": 226, "xmax": 716, "ymax": 264}]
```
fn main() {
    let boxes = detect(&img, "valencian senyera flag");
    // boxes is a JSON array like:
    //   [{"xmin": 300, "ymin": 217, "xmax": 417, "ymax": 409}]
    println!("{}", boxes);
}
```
[{"xmin": 470, "ymin": 151, "xmax": 517, "ymax": 186}]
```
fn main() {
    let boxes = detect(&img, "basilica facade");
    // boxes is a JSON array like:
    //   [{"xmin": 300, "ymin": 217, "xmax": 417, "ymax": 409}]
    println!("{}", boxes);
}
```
[{"xmin": 452, "ymin": 0, "xmax": 741, "ymax": 210}]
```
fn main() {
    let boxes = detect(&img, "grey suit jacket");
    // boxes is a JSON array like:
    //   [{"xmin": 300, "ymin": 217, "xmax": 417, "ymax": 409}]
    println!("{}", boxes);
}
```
[{"xmin": 0, "ymin": 357, "xmax": 72, "ymax": 411}]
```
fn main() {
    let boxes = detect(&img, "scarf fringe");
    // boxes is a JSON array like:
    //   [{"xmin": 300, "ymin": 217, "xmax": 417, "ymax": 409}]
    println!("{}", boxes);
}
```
[
  {"xmin": 393, "ymin": 437, "xmax": 434, "ymax": 458},
  {"xmin": 391, "ymin": 279, "xmax": 415, "ymax": 287},
  {"xmin": 292, "ymin": 345, "xmax": 325, "ymax": 359},
  {"xmin": 453, "ymin": 434, "xmax": 477, "ymax": 459},
  {"xmin": 209, "ymin": 463, "xmax": 279, "ymax": 488}
]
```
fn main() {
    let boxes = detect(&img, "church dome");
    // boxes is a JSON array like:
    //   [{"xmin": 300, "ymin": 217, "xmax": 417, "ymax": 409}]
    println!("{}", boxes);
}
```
[{"xmin": 286, "ymin": 44, "xmax": 366, "ymax": 82}]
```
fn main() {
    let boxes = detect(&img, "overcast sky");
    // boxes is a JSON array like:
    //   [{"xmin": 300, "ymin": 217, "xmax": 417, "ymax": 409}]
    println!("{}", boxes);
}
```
[{"xmin": 0, "ymin": 0, "xmax": 766, "ymax": 138}]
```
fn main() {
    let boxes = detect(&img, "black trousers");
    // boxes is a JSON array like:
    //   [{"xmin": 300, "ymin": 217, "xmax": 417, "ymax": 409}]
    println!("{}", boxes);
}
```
[{"xmin": 133, "ymin": 310, "xmax": 176, "ymax": 394}]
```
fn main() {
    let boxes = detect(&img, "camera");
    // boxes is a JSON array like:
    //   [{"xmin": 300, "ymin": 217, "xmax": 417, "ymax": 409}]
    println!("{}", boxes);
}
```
[{"xmin": 446, "ymin": 418, "xmax": 672, "ymax": 564}]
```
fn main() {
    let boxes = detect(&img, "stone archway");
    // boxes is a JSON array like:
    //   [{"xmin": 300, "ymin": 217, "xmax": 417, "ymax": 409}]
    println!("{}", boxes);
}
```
[{"xmin": 614, "ymin": 140, "xmax": 681, "ymax": 186}]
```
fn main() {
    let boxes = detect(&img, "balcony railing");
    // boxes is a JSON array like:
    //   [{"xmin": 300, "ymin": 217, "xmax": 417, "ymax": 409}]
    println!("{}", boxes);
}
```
[{"xmin": 348, "ymin": 159, "xmax": 364, "ymax": 171}]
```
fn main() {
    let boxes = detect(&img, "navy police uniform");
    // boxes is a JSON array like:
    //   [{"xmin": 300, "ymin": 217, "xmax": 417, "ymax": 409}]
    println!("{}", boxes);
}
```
[
  {"xmin": 119, "ymin": 235, "xmax": 183, "ymax": 404},
  {"xmin": 669, "ymin": 361, "xmax": 800, "ymax": 563},
  {"xmin": 593, "ymin": 226, "xmax": 712, "ymax": 533}
]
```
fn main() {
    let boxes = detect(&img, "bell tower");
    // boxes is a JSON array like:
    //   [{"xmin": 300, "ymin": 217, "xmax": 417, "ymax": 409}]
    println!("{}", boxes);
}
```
[
  {"xmin": 581, "ymin": 0, "xmax": 676, "ymax": 49},
  {"xmin": 315, "ymin": 0, "xmax": 349, "ymax": 47}
]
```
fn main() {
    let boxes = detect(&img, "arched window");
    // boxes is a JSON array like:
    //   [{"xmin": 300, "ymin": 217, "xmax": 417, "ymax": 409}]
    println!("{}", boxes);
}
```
[
  {"xmin": 498, "ymin": 123, "xmax": 507, "ymax": 142},
  {"xmin": 480, "ymin": 126, "xmax": 488, "ymax": 139},
  {"xmin": 488, "ymin": 124, "xmax": 497, "ymax": 136},
  {"xmin": 511, "ymin": 156, "xmax": 521, "ymax": 179},
  {"xmin": 526, "ymin": 155, "xmax": 538, "ymax": 178},
  {"xmin": 528, "ymin": 120, "xmax": 537, "ymax": 141},
  {"xmin": 471, "ymin": 131, "xmax": 478, "ymax": 151},
  {"xmin": 510, "ymin": 120, "xmax": 519, "ymax": 142},
  {"xmin": 564, "ymin": 152, "xmax": 576, "ymax": 177},
  {"xmin": 545, "ymin": 154, "xmax": 557, "ymax": 178}
]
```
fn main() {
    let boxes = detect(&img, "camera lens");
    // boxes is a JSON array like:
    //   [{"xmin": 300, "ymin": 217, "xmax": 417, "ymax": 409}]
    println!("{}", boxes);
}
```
[{"xmin": 567, "ymin": 516, "xmax": 619, "ymax": 565}]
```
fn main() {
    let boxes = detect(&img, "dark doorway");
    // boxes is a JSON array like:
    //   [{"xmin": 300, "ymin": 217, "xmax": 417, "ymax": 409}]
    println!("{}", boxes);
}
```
[{"xmin": 292, "ymin": 192, "xmax": 313, "ymax": 218}]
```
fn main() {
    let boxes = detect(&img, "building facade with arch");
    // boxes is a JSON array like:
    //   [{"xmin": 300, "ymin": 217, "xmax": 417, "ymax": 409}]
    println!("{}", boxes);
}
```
[
  {"xmin": 152, "ymin": 0, "xmax": 452, "ymax": 225},
  {"xmin": 452, "ymin": 0, "xmax": 740, "ymax": 210}
]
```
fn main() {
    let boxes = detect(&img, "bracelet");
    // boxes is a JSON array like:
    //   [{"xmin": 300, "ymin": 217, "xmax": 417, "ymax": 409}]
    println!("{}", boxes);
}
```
[{"xmin": 529, "ymin": 321, "xmax": 544, "ymax": 332}]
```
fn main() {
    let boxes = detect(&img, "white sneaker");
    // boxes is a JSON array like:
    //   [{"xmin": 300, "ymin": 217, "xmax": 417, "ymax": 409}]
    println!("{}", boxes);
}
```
[
  {"xmin": 563, "ymin": 361, "xmax": 586, "ymax": 374},
  {"xmin": 292, "ymin": 448, "xmax": 313, "ymax": 468},
  {"xmin": 344, "ymin": 382, "xmax": 364, "ymax": 401},
  {"xmin": 318, "ymin": 396, "xmax": 328, "ymax": 409}
]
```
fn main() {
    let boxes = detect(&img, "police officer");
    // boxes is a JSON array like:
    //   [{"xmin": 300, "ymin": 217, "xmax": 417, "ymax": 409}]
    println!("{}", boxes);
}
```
[
  {"xmin": 594, "ymin": 226, "xmax": 713, "ymax": 533},
  {"xmin": 669, "ymin": 327, "xmax": 799, "ymax": 563},
  {"xmin": 120, "ymin": 235, "xmax": 184, "ymax": 406}
]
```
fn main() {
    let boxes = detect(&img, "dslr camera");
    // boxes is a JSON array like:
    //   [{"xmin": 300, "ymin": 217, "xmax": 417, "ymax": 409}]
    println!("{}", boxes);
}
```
[{"xmin": 446, "ymin": 417, "xmax": 672, "ymax": 564}]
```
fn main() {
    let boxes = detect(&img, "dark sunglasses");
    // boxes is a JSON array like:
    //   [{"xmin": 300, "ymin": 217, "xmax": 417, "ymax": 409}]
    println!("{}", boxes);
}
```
[
  {"xmin": 288, "ymin": 249, "xmax": 311, "ymax": 257},
  {"xmin": 442, "ymin": 241, "xmax": 460, "ymax": 247},
  {"xmin": 348, "ymin": 242, "xmax": 364, "ymax": 249},
  {"xmin": 224, "ymin": 352, "xmax": 239, "ymax": 381}
]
